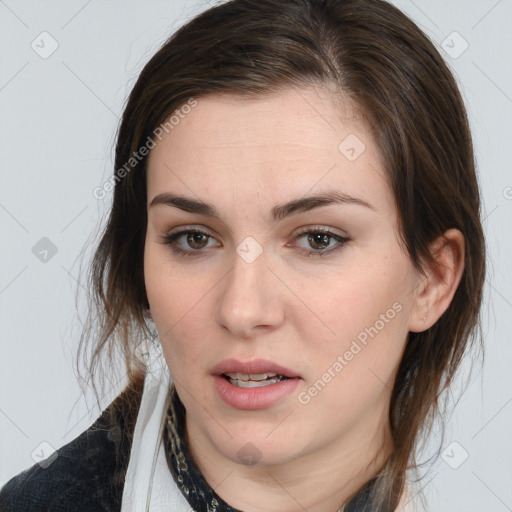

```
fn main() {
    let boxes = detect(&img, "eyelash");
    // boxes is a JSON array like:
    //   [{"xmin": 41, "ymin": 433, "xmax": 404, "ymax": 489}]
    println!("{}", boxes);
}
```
[{"xmin": 159, "ymin": 227, "xmax": 350, "ymax": 258}]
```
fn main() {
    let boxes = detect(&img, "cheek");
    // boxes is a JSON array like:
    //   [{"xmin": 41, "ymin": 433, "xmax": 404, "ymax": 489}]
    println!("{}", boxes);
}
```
[
  {"xmin": 294, "ymin": 276, "xmax": 410, "ymax": 428},
  {"xmin": 144, "ymin": 246, "xmax": 184, "ymax": 336},
  {"xmin": 144, "ymin": 247, "xmax": 214, "ymax": 371},
  {"xmin": 144, "ymin": 238, "xmax": 199, "ymax": 320},
  {"xmin": 294, "ymin": 255, "xmax": 413, "ymax": 379}
]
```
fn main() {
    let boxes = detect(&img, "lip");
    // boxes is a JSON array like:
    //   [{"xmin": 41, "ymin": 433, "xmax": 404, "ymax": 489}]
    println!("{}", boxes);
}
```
[
  {"xmin": 212, "ymin": 358, "xmax": 301, "ymax": 410},
  {"xmin": 212, "ymin": 358, "xmax": 300, "ymax": 378}
]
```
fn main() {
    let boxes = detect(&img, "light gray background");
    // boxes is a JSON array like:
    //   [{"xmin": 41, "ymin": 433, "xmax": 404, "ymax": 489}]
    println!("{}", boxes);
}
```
[{"xmin": 1, "ymin": 1, "xmax": 511, "ymax": 510}]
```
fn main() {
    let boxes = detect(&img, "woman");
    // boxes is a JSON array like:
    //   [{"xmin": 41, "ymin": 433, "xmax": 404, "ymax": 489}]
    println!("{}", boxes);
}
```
[{"xmin": 0, "ymin": 0, "xmax": 485, "ymax": 510}]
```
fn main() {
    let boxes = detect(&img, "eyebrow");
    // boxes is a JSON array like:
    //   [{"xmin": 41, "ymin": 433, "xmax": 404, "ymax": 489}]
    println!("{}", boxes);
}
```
[{"xmin": 148, "ymin": 191, "xmax": 375, "ymax": 221}]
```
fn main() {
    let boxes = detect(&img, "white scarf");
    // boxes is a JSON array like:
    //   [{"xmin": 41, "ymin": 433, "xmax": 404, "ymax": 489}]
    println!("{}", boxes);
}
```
[{"xmin": 120, "ymin": 342, "xmax": 191, "ymax": 511}]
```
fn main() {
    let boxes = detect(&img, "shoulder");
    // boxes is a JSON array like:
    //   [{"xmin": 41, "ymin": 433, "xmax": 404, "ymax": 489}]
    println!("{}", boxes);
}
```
[{"xmin": 0, "ymin": 373, "xmax": 144, "ymax": 512}]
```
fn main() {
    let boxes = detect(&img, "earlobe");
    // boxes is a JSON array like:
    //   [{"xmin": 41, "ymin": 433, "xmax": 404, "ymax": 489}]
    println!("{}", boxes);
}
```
[{"xmin": 408, "ymin": 229, "xmax": 465, "ymax": 333}]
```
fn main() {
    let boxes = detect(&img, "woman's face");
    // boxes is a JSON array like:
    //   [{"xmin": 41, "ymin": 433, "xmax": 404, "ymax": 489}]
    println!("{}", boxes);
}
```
[{"xmin": 144, "ymin": 86, "xmax": 424, "ymax": 470}]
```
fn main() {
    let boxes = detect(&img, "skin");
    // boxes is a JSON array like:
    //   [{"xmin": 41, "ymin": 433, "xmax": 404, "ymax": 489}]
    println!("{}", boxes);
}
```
[{"xmin": 144, "ymin": 85, "xmax": 465, "ymax": 512}]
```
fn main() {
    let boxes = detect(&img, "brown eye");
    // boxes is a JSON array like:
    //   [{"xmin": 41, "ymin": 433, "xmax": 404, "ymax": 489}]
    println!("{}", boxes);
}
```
[
  {"xmin": 293, "ymin": 227, "xmax": 350, "ymax": 257},
  {"xmin": 186, "ymin": 232, "xmax": 210, "ymax": 249},
  {"xmin": 161, "ymin": 228, "xmax": 220, "ymax": 257},
  {"xmin": 308, "ymin": 232, "xmax": 330, "ymax": 250}
]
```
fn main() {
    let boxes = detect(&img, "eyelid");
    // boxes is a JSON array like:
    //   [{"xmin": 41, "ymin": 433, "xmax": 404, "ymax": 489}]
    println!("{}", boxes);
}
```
[
  {"xmin": 161, "ymin": 224, "xmax": 350, "ymax": 258},
  {"xmin": 290, "ymin": 226, "xmax": 350, "ymax": 255},
  {"xmin": 165, "ymin": 224, "xmax": 217, "ymax": 238},
  {"xmin": 293, "ymin": 225, "xmax": 349, "ymax": 238}
]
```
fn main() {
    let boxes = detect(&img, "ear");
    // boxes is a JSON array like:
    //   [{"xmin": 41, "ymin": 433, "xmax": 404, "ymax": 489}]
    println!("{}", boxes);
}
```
[{"xmin": 408, "ymin": 229, "xmax": 465, "ymax": 333}]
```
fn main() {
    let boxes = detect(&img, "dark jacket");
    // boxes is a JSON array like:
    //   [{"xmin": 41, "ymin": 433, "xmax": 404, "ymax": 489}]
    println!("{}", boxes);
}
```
[
  {"xmin": 0, "ymin": 375, "xmax": 144, "ymax": 512},
  {"xmin": 0, "ymin": 373, "xmax": 378, "ymax": 512}
]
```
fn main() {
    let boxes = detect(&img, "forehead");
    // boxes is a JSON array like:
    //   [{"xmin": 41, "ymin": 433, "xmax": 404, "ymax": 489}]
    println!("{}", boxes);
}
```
[
  {"xmin": 146, "ymin": 86, "xmax": 393, "ymax": 216},
  {"xmin": 153, "ymin": 86, "xmax": 362, "ymax": 151}
]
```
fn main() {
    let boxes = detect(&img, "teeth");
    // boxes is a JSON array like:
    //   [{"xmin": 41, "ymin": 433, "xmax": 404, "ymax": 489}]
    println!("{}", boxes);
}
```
[
  {"xmin": 224, "ymin": 372, "xmax": 278, "ymax": 381},
  {"xmin": 248, "ymin": 372, "xmax": 276, "ymax": 381},
  {"xmin": 224, "ymin": 373, "xmax": 288, "ymax": 388}
]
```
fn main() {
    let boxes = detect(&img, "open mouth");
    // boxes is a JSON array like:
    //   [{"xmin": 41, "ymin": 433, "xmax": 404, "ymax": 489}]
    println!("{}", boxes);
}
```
[
  {"xmin": 223, "ymin": 372, "xmax": 290, "ymax": 388},
  {"xmin": 213, "ymin": 360, "xmax": 300, "ymax": 409}
]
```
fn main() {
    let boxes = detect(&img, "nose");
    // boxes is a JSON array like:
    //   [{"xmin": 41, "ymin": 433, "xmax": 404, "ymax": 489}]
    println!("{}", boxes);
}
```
[{"xmin": 215, "ymin": 247, "xmax": 285, "ymax": 339}]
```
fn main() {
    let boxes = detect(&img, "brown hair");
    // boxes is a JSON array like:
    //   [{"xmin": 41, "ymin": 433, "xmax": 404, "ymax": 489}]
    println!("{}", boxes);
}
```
[{"xmin": 77, "ymin": 0, "xmax": 486, "ymax": 509}]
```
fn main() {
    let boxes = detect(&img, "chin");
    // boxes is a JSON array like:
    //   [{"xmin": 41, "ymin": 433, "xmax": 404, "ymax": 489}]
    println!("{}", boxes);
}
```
[
  {"xmin": 225, "ymin": 440, "xmax": 299, "ymax": 468},
  {"xmin": 207, "ymin": 423, "xmax": 316, "ymax": 468}
]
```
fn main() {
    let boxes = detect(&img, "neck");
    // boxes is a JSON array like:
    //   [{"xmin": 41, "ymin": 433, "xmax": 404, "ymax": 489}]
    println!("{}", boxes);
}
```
[{"xmin": 185, "ymin": 406, "xmax": 394, "ymax": 512}]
